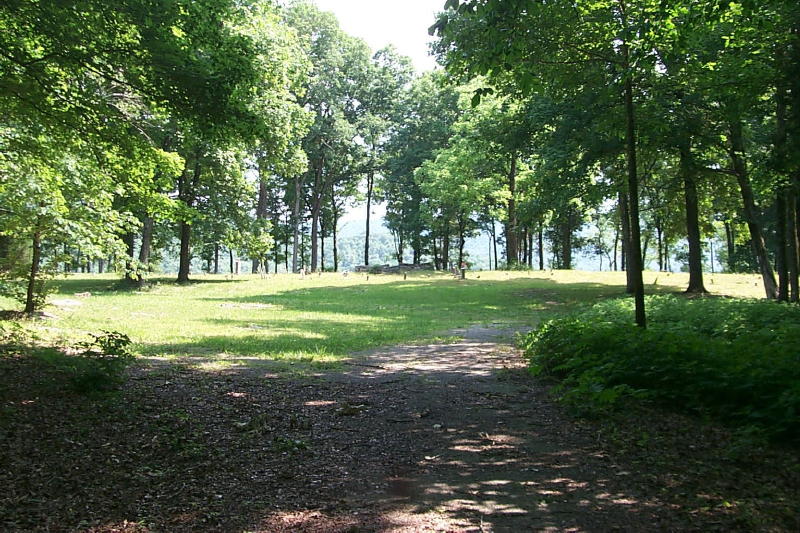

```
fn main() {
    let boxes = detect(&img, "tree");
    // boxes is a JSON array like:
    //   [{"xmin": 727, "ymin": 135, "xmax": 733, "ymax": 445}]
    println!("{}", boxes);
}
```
[{"xmin": 384, "ymin": 72, "xmax": 461, "ymax": 264}]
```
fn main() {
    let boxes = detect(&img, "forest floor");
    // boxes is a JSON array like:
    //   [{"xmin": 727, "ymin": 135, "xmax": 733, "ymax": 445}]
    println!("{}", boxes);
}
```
[{"xmin": 2, "ymin": 317, "xmax": 798, "ymax": 532}]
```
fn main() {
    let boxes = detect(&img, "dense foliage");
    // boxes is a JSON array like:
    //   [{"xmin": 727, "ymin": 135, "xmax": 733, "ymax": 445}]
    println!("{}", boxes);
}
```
[
  {"xmin": 2, "ymin": 0, "xmax": 800, "ymax": 325},
  {"xmin": 524, "ymin": 296, "xmax": 800, "ymax": 441}
]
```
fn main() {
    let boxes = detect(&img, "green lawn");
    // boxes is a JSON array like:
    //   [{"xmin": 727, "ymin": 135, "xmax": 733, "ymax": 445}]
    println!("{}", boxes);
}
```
[{"xmin": 1, "ymin": 270, "xmax": 767, "ymax": 371}]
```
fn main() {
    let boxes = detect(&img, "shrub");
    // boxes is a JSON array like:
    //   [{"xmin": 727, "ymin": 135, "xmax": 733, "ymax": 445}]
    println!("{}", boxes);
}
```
[
  {"xmin": 70, "ymin": 331, "xmax": 135, "ymax": 393},
  {"xmin": 523, "ymin": 296, "xmax": 800, "ymax": 442}
]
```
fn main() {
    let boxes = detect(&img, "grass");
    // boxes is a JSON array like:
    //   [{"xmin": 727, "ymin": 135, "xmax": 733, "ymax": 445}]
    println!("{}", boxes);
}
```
[{"xmin": 0, "ymin": 270, "xmax": 768, "ymax": 372}]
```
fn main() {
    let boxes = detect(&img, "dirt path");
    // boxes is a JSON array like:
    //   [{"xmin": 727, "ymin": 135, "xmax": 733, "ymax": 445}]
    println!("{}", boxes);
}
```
[
  {"xmin": 3, "ymin": 325, "xmax": 797, "ymax": 532},
  {"xmin": 279, "ymin": 324, "xmax": 676, "ymax": 532}
]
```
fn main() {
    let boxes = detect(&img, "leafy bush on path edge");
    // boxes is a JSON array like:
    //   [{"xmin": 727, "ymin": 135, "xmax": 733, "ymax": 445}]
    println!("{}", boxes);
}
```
[{"xmin": 522, "ymin": 295, "xmax": 800, "ymax": 443}]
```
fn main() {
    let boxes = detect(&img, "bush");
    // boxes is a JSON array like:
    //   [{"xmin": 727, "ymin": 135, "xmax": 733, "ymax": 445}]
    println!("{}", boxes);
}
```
[
  {"xmin": 523, "ymin": 296, "xmax": 800, "ymax": 442},
  {"xmin": 70, "ymin": 331, "xmax": 135, "ymax": 393}
]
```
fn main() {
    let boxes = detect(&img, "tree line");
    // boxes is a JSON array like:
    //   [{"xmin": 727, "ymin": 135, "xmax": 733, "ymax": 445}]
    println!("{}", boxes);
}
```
[
  {"xmin": 429, "ymin": 0, "xmax": 800, "ymax": 325},
  {"xmin": 2, "ymin": 0, "xmax": 798, "ymax": 320}
]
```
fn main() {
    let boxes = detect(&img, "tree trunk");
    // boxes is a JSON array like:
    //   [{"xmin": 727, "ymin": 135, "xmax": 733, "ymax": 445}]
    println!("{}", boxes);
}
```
[
  {"xmin": 177, "ymin": 221, "xmax": 192, "ymax": 283},
  {"xmin": 681, "ymin": 144, "xmax": 707, "ymax": 293},
  {"xmin": 621, "ymin": 34, "xmax": 646, "ymax": 327},
  {"xmin": 788, "ymin": 181, "xmax": 799, "ymax": 302},
  {"xmin": 528, "ymin": 231, "xmax": 534, "ymax": 268},
  {"xmin": 229, "ymin": 249, "xmax": 234, "ymax": 274},
  {"xmin": 656, "ymin": 222, "xmax": 663, "ymax": 272},
  {"xmin": 728, "ymin": 119, "xmax": 778, "ymax": 298},
  {"xmin": 123, "ymin": 233, "xmax": 136, "ymax": 283},
  {"xmin": 364, "ymin": 171, "xmax": 374, "ymax": 266},
  {"xmin": 432, "ymin": 232, "xmax": 439, "ymax": 270},
  {"xmin": 775, "ymin": 71, "xmax": 790, "ymax": 300},
  {"xmin": 300, "ymin": 225, "xmax": 306, "ymax": 271},
  {"xmin": 0, "ymin": 235, "xmax": 9, "ymax": 265},
  {"xmin": 724, "ymin": 221, "xmax": 736, "ymax": 272},
  {"xmin": 442, "ymin": 220, "xmax": 450, "ymax": 270},
  {"xmin": 458, "ymin": 213, "xmax": 466, "ymax": 267},
  {"xmin": 538, "ymin": 223, "xmax": 544, "ymax": 270},
  {"xmin": 24, "ymin": 230, "xmax": 42, "ymax": 314},
  {"xmin": 310, "ymin": 161, "xmax": 322, "ymax": 272},
  {"xmin": 177, "ymin": 157, "xmax": 201, "ymax": 284},
  {"xmin": 292, "ymin": 176, "xmax": 302, "ymax": 273},
  {"xmin": 487, "ymin": 227, "xmax": 493, "ymax": 269},
  {"xmin": 253, "ymin": 173, "xmax": 269, "ymax": 273},
  {"xmin": 213, "ymin": 243, "xmax": 220, "ymax": 275},
  {"xmin": 284, "ymin": 232, "xmax": 289, "ymax": 272},
  {"xmin": 491, "ymin": 219, "xmax": 498, "ymax": 270},
  {"xmin": 619, "ymin": 190, "xmax": 633, "ymax": 292},
  {"xmin": 138, "ymin": 216, "xmax": 153, "ymax": 266},
  {"xmin": 320, "ymin": 218, "xmax": 326, "ymax": 272},
  {"xmin": 505, "ymin": 154, "xmax": 518, "ymax": 267},
  {"xmin": 560, "ymin": 210, "xmax": 573, "ymax": 269},
  {"xmin": 776, "ymin": 190, "xmax": 789, "ymax": 301},
  {"xmin": 137, "ymin": 216, "xmax": 153, "ymax": 286}
]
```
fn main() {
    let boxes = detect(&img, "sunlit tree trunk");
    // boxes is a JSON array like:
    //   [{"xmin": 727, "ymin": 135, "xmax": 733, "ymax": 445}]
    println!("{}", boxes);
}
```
[{"xmin": 728, "ymin": 119, "xmax": 778, "ymax": 298}]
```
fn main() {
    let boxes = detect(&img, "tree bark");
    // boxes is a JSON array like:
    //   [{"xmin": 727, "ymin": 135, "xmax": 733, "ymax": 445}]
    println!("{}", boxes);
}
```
[
  {"xmin": 491, "ymin": 218, "xmax": 499, "ymax": 270},
  {"xmin": 177, "ymin": 159, "xmax": 201, "ymax": 284},
  {"xmin": 619, "ymin": 190, "xmax": 633, "ymax": 292},
  {"xmin": 775, "ymin": 68, "xmax": 790, "ymax": 301},
  {"xmin": 310, "ymin": 161, "xmax": 323, "ymax": 272},
  {"xmin": 776, "ymin": 190, "xmax": 789, "ymax": 301},
  {"xmin": 788, "ymin": 181, "xmax": 799, "ymax": 302},
  {"xmin": 458, "ymin": 213, "xmax": 466, "ymax": 267},
  {"xmin": 330, "ymin": 189, "xmax": 340, "ymax": 272},
  {"xmin": 320, "ymin": 216, "xmax": 326, "ymax": 272},
  {"xmin": 432, "ymin": 231, "xmax": 439, "ymax": 270},
  {"xmin": 292, "ymin": 176, "xmax": 302, "ymax": 273},
  {"xmin": 656, "ymin": 222, "xmax": 663, "ymax": 272},
  {"xmin": 177, "ymin": 221, "xmax": 192, "ymax": 283},
  {"xmin": 528, "ymin": 230, "xmax": 534, "ymax": 268},
  {"xmin": 724, "ymin": 221, "xmax": 735, "ymax": 272},
  {"xmin": 364, "ymin": 170, "xmax": 374, "ymax": 266},
  {"xmin": 0, "ymin": 235, "xmax": 9, "ymax": 265},
  {"xmin": 681, "ymin": 144, "xmax": 707, "ymax": 293},
  {"xmin": 123, "ymin": 233, "xmax": 136, "ymax": 283},
  {"xmin": 560, "ymin": 209, "xmax": 573, "ymax": 269},
  {"xmin": 137, "ymin": 216, "xmax": 153, "ymax": 286},
  {"xmin": 538, "ymin": 223, "xmax": 544, "ymax": 270},
  {"xmin": 213, "ymin": 243, "xmax": 220, "ymax": 275},
  {"xmin": 24, "ymin": 230, "xmax": 42, "ymax": 314},
  {"xmin": 505, "ymin": 154, "xmax": 518, "ymax": 267},
  {"xmin": 442, "ymin": 222, "xmax": 451, "ymax": 270},
  {"xmin": 728, "ymin": 119, "xmax": 778, "ymax": 298},
  {"xmin": 253, "ymin": 172, "xmax": 269, "ymax": 273},
  {"xmin": 621, "ymin": 34, "xmax": 646, "ymax": 327}
]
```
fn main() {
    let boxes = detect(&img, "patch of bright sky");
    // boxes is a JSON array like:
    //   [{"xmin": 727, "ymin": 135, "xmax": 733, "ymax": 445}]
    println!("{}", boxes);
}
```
[{"xmin": 311, "ymin": 0, "xmax": 442, "ymax": 73}]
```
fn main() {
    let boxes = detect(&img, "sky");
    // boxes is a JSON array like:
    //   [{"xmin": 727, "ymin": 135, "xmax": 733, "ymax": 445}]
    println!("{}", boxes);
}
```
[{"xmin": 311, "ymin": 0, "xmax": 443, "ymax": 72}]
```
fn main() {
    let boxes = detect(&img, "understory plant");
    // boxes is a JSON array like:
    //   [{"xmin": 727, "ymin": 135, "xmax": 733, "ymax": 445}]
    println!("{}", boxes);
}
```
[
  {"xmin": 523, "ymin": 295, "xmax": 800, "ymax": 442},
  {"xmin": 70, "ymin": 330, "xmax": 135, "ymax": 393}
]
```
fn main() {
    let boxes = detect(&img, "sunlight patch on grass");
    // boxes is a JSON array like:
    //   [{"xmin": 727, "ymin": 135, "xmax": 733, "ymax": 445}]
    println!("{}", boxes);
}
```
[{"xmin": 0, "ymin": 270, "xmax": 770, "ymax": 372}]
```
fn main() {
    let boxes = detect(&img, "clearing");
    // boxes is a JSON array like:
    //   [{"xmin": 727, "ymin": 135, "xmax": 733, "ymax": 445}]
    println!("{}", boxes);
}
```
[{"xmin": 1, "ymin": 272, "xmax": 797, "ymax": 531}]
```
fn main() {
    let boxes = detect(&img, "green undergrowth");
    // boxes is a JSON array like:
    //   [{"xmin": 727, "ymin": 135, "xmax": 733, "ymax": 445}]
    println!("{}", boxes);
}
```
[
  {"xmin": 523, "ymin": 295, "xmax": 800, "ymax": 442},
  {"xmin": 2, "ymin": 328, "xmax": 135, "ymax": 395}
]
